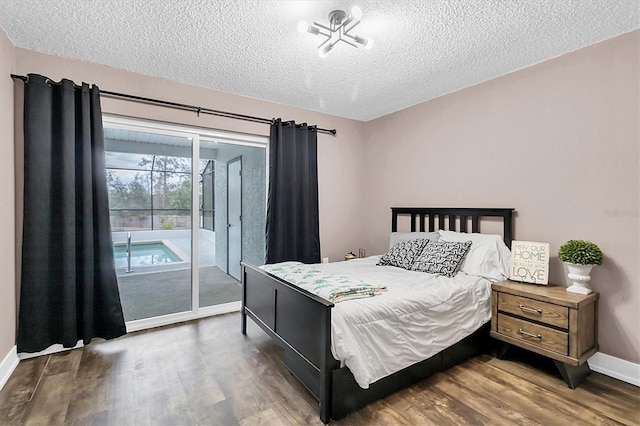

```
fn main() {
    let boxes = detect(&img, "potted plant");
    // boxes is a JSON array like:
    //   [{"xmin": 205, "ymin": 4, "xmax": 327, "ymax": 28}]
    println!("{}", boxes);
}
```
[{"xmin": 558, "ymin": 240, "xmax": 603, "ymax": 294}]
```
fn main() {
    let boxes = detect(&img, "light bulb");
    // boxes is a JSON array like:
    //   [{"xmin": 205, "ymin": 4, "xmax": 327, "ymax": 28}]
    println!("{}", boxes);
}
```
[
  {"xmin": 351, "ymin": 6, "xmax": 363, "ymax": 19},
  {"xmin": 297, "ymin": 20, "xmax": 309, "ymax": 34},
  {"xmin": 318, "ymin": 44, "xmax": 333, "ymax": 58},
  {"xmin": 353, "ymin": 36, "xmax": 373, "ymax": 49}
]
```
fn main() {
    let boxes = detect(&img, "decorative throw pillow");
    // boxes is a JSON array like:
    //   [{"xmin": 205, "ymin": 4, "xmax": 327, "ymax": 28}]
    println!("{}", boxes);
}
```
[
  {"xmin": 377, "ymin": 238, "xmax": 430, "ymax": 270},
  {"xmin": 411, "ymin": 240, "xmax": 472, "ymax": 277}
]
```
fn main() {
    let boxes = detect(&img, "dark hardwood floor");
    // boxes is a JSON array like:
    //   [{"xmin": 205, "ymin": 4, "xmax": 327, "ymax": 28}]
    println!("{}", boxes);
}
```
[{"xmin": 1, "ymin": 312, "xmax": 638, "ymax": 425}]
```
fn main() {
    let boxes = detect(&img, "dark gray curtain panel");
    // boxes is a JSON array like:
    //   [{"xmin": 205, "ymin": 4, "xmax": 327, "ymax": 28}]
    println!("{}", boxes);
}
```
[
  {"xmin": 265, "ymin": 119, "xmax": 320, "ymax": 264},
  {"xmin": 17, "ymin": 74, "xmax": 126, "ymax": 353}
]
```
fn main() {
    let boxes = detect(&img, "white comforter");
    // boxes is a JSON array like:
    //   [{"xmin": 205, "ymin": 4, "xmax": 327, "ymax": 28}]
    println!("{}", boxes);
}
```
[{"xmin": 310, "ymin": 256, "xmax": 492, "ymax": 389}]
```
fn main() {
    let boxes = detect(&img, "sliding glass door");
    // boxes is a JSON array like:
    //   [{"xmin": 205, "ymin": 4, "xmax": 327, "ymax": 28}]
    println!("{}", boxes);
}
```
[
  {"xmin": 103, "ymin": 116, "xmax": 267, "ymax": 330},
  {"xmin": 198, "ymin": 140, "xmax": 266, "ymax": 309},
  {"xmin": 105, "ymin": 128, "xmax": 193, "ymax": 322}
]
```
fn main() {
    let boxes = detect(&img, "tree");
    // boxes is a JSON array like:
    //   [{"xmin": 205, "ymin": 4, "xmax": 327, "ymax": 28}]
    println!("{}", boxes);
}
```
[
  {"xmin": 107, "ymin": 171, "xmax": 150, "ymax": 209},
  {"xmin": 138, "ymin": 155, "xmax": 191, "ymax": 210},
  {"xmin": 107, "ymin": 154, "xmax": 192, "ymax": 230}
]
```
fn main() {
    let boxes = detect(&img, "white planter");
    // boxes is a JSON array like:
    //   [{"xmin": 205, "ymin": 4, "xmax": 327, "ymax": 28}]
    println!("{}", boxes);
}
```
[{"xmin": 565, "ymin": 263, "xmax": 595, "ymax": 294}]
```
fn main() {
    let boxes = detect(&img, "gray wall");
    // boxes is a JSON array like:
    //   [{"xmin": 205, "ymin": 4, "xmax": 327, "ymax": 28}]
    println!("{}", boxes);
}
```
[{"xmin": 214, "ymin": 144, "xmax": 266, "ymax": 271}]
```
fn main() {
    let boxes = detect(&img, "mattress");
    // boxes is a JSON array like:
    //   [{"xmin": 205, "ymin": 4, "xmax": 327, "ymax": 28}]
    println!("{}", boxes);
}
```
[{"xmin": 309, "ymin": 256, "xmax": 493, "ymax": 389}]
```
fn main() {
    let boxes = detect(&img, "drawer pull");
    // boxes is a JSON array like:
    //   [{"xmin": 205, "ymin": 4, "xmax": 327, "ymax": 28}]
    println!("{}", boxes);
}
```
[
  {"xmin": 518, "ymin": 328, "xmax": 542, "ymax": 339},
  {"xmin": 519, "ymin": 304, "xmax": 543, "ymax": 314}
]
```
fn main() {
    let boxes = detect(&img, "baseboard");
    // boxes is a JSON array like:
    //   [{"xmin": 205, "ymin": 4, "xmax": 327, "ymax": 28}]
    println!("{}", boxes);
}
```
[
  {"xmin": 0, "ymin": 346, "xmax": 19, "ymax": 391},
  {"xmin": 589, "ymin": 352, "xmax": 640, "ymax": 387}
]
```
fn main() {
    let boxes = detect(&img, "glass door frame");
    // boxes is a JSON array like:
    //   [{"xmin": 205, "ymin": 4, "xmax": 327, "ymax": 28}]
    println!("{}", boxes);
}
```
[{"xmin": 103, "ymin": 114, "xmax": 268, "ymax": 333}]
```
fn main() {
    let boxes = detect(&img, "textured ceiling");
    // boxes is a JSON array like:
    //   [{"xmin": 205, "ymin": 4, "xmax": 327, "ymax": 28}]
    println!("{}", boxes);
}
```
[{"xmin": 0, "ymin": 1, "xmax": 638, "ymax": 121}]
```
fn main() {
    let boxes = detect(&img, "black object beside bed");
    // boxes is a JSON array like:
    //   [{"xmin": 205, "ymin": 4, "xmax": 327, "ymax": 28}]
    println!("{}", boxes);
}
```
[{"xmin": 241, "ymin": 207, "xmax": 515, "ymax": 423}]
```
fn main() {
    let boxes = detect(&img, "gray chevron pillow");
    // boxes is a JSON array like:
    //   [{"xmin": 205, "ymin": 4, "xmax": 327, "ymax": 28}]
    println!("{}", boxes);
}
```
[
  {"xmin": 411, "ymin": 240, "xmax": 472, "ymax": 277},
  {"xmin": 377, "ymin": 238, "xmax": 430, "ymax": 270}
]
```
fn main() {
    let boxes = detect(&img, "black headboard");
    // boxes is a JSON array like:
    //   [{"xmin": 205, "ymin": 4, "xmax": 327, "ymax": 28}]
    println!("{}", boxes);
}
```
[{"xmin": 391, "ymin": 207, "xmax": 515, "ymax": 248}]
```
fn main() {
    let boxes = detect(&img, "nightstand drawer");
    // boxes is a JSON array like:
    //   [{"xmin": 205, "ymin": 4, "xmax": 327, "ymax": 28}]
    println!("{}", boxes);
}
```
[
  {"xmin": 498, "ymin": 293, "xmax": 569, "ymax": 329},
  {"xmin": 497, "ymin": 314, "xmax": 568, "ymax": 355}
]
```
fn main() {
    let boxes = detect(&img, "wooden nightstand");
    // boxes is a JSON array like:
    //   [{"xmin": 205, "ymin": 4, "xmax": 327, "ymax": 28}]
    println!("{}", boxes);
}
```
[{"xmin": 490, "ymin": 280, "xmax": 599, "ymax": 389}]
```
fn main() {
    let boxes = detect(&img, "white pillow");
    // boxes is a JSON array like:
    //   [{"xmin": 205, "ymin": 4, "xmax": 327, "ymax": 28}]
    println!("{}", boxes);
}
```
[
  {"xmin": 439, "ymin": 230, "xmax": 511, "ymax": 282},
  {"xmin": 389, "ymin": 232, "xmax": 440, "ymax": 249}
]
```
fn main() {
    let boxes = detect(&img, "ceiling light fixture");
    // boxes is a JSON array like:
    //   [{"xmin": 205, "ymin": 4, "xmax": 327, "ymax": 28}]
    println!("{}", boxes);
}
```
[{"xmin": 298, "ymin": 6, "xmax": 373, "ymax": 58}]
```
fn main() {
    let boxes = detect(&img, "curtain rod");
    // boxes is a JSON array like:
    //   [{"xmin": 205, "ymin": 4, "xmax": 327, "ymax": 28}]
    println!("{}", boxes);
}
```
[{"xmin": 11, "ymin": 74, "xmax": 337, "ymax": 136}]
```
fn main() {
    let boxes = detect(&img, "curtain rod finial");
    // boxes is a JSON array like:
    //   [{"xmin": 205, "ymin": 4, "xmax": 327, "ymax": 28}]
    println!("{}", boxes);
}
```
[{"xmin": 11, "ymin": 74, "xmax": 28, "ymax": 82}]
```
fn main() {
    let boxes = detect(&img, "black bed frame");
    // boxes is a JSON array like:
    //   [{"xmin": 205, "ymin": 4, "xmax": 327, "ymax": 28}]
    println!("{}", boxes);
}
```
[{"xmin": 241, "ymin": 207, "xmax": 514, "ymax": 423}]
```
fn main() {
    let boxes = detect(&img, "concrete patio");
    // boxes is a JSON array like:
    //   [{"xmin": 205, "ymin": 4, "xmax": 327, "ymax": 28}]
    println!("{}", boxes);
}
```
[
  {"xmin": 112, "ymin": 229, "xmax": 241, "ymax": 321},
  {"xmin": 116, "ymin": 265, "xmax": 240, "ymax": 321}
]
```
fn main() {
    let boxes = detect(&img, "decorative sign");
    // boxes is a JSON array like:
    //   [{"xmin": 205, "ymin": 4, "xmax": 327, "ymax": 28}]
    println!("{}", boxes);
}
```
[{"xmin": 509, "ymin": 241, "xmax": 550, "ymax": 285}]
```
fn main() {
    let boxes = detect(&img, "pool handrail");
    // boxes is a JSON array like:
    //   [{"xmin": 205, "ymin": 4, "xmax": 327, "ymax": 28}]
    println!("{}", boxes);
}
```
[{"xmin": 126, "ymin": 232, "xmax": 134, "ymax": 273}]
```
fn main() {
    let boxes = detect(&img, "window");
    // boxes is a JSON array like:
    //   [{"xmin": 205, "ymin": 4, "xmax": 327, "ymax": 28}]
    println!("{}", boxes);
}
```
[{"xmin": 103, "ymin": 116, "xmax": 267, "ymax": 331}]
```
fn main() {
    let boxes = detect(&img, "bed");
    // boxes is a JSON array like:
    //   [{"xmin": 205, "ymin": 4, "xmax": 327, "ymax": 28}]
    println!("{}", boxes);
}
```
[{"xmin": 241, "ymin": 207, "xmax": 514, "ymax": 423}]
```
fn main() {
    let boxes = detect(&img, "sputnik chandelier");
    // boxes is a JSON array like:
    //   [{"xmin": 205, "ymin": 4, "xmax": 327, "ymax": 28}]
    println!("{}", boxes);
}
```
[{"xmin": 297, "ymin": 6, "xmax": 373, "ymax": 58}]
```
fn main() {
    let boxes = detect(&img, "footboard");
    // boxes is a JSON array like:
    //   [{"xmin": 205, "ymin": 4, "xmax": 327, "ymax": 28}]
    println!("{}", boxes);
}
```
[
  {"xmin": 241, "ymin": 263, "xmax": 337, "ymax": 423},
  {"xmin": 241, "ymin": 207, "xmax": 515, "ymax": 423}
]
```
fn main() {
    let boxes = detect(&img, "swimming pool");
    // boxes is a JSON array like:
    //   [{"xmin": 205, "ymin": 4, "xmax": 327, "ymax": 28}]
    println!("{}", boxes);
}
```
[{"xmin": 113, "ymin": 241, "xmax": 182, "ymax": 268}]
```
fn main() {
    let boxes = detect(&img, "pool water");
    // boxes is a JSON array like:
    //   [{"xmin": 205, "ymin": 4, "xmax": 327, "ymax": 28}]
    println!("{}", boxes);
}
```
[{"xmin": 113, "ymin": 242, "xmax": 181, "ymax": 268}]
